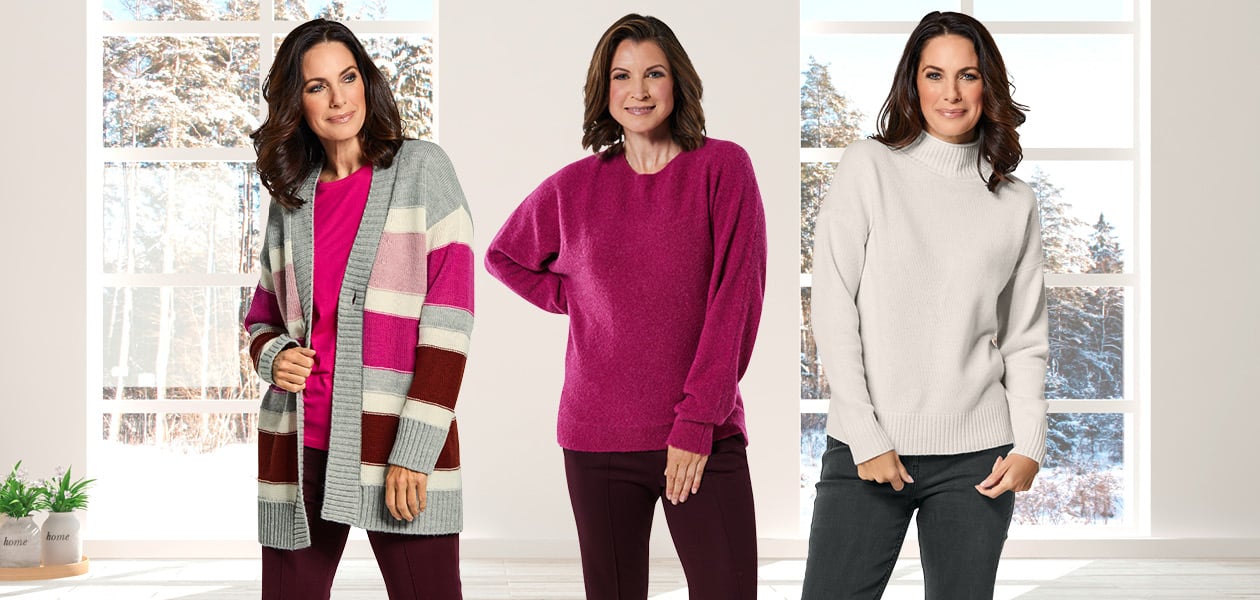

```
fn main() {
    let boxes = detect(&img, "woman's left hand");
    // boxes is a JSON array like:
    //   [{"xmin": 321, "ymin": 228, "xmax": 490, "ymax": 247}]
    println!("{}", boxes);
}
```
[
  {"xmin": 385, "ymin": 464, "xmax": 428, "ymax": 521},
  {"xmin": 975, "ymin": 453, "xmax": 1040, "ymax": 498},
  {"xmin": 664, "ymin": 446, "xmax": 709, "ymax": 505}
]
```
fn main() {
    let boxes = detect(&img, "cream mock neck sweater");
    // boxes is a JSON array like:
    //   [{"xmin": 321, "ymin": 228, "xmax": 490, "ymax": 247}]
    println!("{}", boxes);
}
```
[{"xmin": 811, "ymin": 132, "xmax": 1049, "ymax": 465}]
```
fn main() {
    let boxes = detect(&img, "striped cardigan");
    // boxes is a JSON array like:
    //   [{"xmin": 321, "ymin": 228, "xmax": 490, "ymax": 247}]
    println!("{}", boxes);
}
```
[{"xmin": 244, "ymin": 140, "xmax": 474, "ymax": 550}]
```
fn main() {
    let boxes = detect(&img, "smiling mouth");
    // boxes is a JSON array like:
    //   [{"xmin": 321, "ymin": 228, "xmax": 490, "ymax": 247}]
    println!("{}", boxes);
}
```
[
  {"xmin": 625, "ymin": 106, "xmax": 655, "ymax": 116},
  {"xmin": 328, "ymin": 111, "xmax": 355, "ymax": 123},
  {"xmin": 938, "ymin": 109, "xmax": 967, "ymax": 118}
]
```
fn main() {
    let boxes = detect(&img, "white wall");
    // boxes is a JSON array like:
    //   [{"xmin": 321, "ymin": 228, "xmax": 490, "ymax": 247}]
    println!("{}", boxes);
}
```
[
  {"xmin": 0, "ymin": 4, "xmax": 89, "ymax": 483},
  {"xmin": 1149, "ymin": 0, "xmax": 1260, "ymax": 542},
  {"xmin": 1, "ymin": 0, "xmax": 1258, "ymax": 559}
]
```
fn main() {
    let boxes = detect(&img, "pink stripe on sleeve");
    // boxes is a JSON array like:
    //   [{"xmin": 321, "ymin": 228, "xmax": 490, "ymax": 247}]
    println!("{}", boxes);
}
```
[
  {"xmin": 369, "ymin": 232, "xmax": 428, "ymax": 295},
  {"xmin": 425, "ymin": 243, "xmax": 474, "ymax": 313}
]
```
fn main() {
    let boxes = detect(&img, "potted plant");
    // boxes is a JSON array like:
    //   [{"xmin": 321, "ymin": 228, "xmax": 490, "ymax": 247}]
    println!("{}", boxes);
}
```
[
  {"xmin": 38, "ymin": 467, "xmax": 94, "ymax": 566},
  {"xmin": 0, "ymin": 461, "xmax": 48, "ymax": 568}
]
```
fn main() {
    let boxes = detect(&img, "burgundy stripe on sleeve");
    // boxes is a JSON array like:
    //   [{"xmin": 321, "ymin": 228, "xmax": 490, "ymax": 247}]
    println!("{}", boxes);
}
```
[
  {"xmin": 257, "ymin": 431, "xmax": 298, "ymax": 484},
  {"xmin": 406, "ymin": 346, "xmax": 467, "ymax": 410}
]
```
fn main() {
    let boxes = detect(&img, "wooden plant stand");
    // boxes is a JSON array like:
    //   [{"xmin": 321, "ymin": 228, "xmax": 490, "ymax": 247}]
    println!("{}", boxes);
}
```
[{"xmin": 0, "ymin": 557, "xmax": 90, "ymax": 581}]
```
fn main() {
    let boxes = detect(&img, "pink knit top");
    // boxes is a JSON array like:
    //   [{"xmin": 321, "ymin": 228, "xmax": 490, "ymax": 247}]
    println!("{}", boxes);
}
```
[{"xmin": 306, "ymin": 165, "xmax": 372, "ymax": 449}]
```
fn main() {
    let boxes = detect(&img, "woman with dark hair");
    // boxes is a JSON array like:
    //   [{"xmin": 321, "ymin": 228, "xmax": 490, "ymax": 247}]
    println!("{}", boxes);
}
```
[
  {"xmin": 803, "ymin": 11, "xmax": 1047, "ymax": 599},
  {"xmin": 244, "ymin": 18, "xmax": 473, "ymax": 600},
  {"xmin": 485, "ymin": 13, "xmax": 765, "ymax": 600}
]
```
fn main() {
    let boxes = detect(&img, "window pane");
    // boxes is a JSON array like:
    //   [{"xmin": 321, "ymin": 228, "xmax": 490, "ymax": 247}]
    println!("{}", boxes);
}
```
[
  {"xmin": 802, "ymin": 0, "xmax": 959, "ymax": 21},
  {"xmin": 975, "ymin": 0, "xmax": 1134, "ymax": 21},
  {"xmin": 275, "ymin": 0, "xmax": 433, "ymax": 20},
  {"xmin": 103, "ymin": 163, "xmax": 263, "ymax": 275},
  {"xmin": 95, "ymin": 413, "xmax": 257, "ymax": 539},
  {"xmin": 361, "ymin": 36, "xmax": 434, "ymax": 140},
  {"xmin": 800, "ymin": 162, "xmax": 837, "ymax": 274},
  {"xmin": 1047, "ymin": 287, "xmax": 1126, "ymax": 400},
  {"xmin": 995, "ymin": 35, "xmax": 1134, "ymax": 148},
  {"xmin": 1016, "ymin": 412, "xmax": 1127, "ymax": 526},
  {"xmin": 801, "ymin": 288, "xmax": 832, "ymax": 401},
  {"xmin": 801, "ymin": 35, "xmax": 904, "ymax": 142},
  {"xmin": 104, "ymin": 36, "xmax": 261, "ymax": 148},
  {"xmin": 103, "ymin": 0, "xmax": 259, "ymax": 20},
  {"xmin": 800, "ymin": 412, "xmax": 828, "ymax": 531},
  {"xmin": 1027, "ymin": 161, "xmax": 1134, "ymax": 274},
  {"xmin": 102, "ymin": 287, "xmax": 261, "ymax": 401}
]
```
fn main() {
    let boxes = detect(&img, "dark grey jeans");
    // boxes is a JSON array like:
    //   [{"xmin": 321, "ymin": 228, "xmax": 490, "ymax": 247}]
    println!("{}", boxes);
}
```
[{"xmin": 801, "ymin": 437, "xmax": 1016, "ymax": 600}]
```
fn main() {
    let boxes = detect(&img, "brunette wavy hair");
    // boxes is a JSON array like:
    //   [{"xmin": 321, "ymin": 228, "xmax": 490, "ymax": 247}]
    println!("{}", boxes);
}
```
[
  {"xmin": 875, "ymin": 11, "xmax": 1027, "ymax": 192},
  {"xmin": 582, "ymin": 14, "xmax": 705, "ymax": 157},
  {"xmin": 251, "ymin": 19, "xmax": 403, "ymax": 209}
]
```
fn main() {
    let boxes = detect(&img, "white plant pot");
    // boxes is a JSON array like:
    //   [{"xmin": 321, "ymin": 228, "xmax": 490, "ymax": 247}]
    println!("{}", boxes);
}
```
[
  {"xmin": 40, "ymin": 512, "xmax": 82, "ymax": 566},
  {"xmin": 0, "ymin": 515, "xmax": 41, "ymax": 568}
]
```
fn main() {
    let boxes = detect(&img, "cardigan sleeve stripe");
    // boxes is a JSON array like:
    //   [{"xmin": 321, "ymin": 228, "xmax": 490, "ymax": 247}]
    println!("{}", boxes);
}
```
[
  {"xmin": 257, "ymin": 429, "xmax": 298, "ymax": 484},
  {"xmin": 368, "ymin": 231, "xmax": 426, "ymax": 294},
  {"xmin": 406, "ymin": 345, "xmax": 466, "ymax": 410},
  {"xmin": 423, "ymin": 242, "xmax": 474, "ymax": 313}
]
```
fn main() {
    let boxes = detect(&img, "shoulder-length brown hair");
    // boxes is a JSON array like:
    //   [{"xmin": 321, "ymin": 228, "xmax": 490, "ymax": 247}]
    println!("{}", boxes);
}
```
[
  {"xmin": 582, "ymin": 14, "xmax": 705, "ymax": 157},
  {"xmin": 251, "ymin": 18, "xmax": 403, "ymax": 209},
  {"xmin": 874, "ymin": 11, "xmax": 1027, "ymax": 192}
]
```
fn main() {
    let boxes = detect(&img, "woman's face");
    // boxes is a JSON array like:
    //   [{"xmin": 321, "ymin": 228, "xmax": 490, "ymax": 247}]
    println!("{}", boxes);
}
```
[
  {"xmin": 607, "ymin": 39, "xmax": 675, "ymax": 141},
  {"xmin": 916, "ymin": 34, "xmax": 983, "ymax": 144},
  {"xmin": 300, "ymin": 41, "xmax": 367, "ymax": 147}
]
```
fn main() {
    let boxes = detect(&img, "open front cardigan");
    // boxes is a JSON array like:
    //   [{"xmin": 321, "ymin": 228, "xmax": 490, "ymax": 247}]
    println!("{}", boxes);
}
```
[{"xmin": 244, "ymin": 140, "xmax": 474, "ymax": 550}]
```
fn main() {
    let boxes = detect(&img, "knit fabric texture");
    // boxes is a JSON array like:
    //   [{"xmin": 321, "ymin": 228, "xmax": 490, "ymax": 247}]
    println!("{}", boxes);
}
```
[
  {"xmin": 485, "ymin": 138, "xmax": 766, "ymax": 455},
  {"xmin": 244, "ymin": 140, "xmax": 474, "ymax": 550},
  {"xmin": 811, "ymin": 132, "xmax": 1049, "ymax": 466},
  {"xmin": 305, "ymin": 165, "xmax": 373, "ymax": 450}
]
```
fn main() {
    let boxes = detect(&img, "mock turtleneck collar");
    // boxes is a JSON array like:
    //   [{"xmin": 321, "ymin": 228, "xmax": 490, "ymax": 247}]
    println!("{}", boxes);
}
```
[{"xmin": 901, "ymin": 131, "xmax": 989, "ymax": 181}]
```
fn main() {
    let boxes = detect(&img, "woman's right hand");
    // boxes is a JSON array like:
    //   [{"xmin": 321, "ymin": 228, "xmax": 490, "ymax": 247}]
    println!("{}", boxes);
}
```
[
  {"xmin": 857, "ymin": 450, "xmax": 915, "ymax": 491},
  {"xmin": 272, "ymin": 347, "xmax": 316, "ymax": 392}
]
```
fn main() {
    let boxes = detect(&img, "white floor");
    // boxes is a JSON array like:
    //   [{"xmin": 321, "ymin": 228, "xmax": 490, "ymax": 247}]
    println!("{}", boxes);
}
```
[{"xmin": 1, "ymin": 558, "xmax": 1258, "ymax": 599}]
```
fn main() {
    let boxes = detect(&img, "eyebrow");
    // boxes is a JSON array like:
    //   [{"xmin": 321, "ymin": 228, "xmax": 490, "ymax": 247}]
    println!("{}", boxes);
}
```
[
  {"xmin": 304, "ymin": 65, "xmax": 358, "ymax": 86},
  {"xmin": 921, "ymin": 64, "xmax": 980, "ymax": 72},
  {"xmin": 609, "ymin": 63, "xmax": 669, "ymax": 73}
]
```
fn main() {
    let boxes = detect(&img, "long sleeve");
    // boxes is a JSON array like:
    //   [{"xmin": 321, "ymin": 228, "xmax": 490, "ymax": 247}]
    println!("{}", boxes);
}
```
[
  {"xmin": 810, "ymin": 144, "xmax": 895, "ymax": 465},
  {"xmin": 388, "ymin": 146, "xmax": 476, "ymax": 474},
  {"xmin": 484, "ymin": 179, "xmax": 567, "ymax": 314},
  {"xmin": 667, "ymin": 147, "xmax": 767, "ymax": 455},
  {"xmin": 244, "ymin": 202, "xmax": 300, "ymax": 386},
  {"xmin": 997, "ymin": 204, "xmax": 1049, "ymax": 464}
]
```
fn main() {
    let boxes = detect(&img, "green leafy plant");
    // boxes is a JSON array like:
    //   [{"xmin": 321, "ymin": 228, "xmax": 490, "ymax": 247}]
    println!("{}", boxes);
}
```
[
  {"xmin": 0, "ymin": 461, "xmax": 50, "ymax": 518},
  {"xmin": 41, "ymin": 466, "xmax": 95, "ymax": 513}
]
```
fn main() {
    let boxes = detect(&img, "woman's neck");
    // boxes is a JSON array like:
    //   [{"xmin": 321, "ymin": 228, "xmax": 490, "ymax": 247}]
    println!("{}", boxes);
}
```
[
  {"xmin": 319, "ymin": 138, "xmax": 367, "ymax": 182},
  {"xmin": 622, "ymin": 131, "xmax": 682, "ymax": 175}
]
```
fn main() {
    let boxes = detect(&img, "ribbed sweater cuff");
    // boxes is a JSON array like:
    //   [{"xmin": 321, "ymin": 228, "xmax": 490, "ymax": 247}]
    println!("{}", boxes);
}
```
[
  {"xmin": 257, "ymin": 335, "xmax": 298, "ymax": 386},
  {"xmin": 1012, "ymin": 420, "xmax": 1048, "ymax": 464},
  {"xmin": 840, "ymin": 417, "xmax": 896, "ymax": 465},
  {"xmin": 388, "ymin": 418, "xmax": 449, "ymax": 474},
  {"xmin": 666, "ymin": 419, "xmax": 715, "ymax": 455}
]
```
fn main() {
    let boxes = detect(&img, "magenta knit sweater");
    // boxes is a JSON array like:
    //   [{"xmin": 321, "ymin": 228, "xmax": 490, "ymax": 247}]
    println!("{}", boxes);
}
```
[{"xmin": 485, "ymin": 138, "xmax": 766, "ymax": 455}]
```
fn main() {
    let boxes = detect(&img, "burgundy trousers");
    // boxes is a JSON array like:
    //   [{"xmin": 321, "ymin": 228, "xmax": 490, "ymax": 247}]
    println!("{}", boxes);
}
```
[
  {"xmin": 261, "ymin": 447, "xmax": 462, "ymax": 600},
  {"xmin": 563, "ymin": 435, "xmax": 758, "ymax": 600}
]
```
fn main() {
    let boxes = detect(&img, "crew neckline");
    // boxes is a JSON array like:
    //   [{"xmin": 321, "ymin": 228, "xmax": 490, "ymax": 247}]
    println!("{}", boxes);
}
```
[{"xmin": 317, "ymin": 163, "xmax": 372, "ymax": 189}]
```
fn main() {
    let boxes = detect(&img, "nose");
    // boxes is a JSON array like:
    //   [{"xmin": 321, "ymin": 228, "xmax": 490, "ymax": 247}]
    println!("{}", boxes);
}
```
[
  {"xmin": 633, "ymin": 77, "xmax": 650, "ymax": 100},
  {"xmin": 944, "ymin": 79, "xmax": 961, "ymax": 102},
  {"xmin": 329, "ymin": 84, "xmax": 346, "ymax": 108}
]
